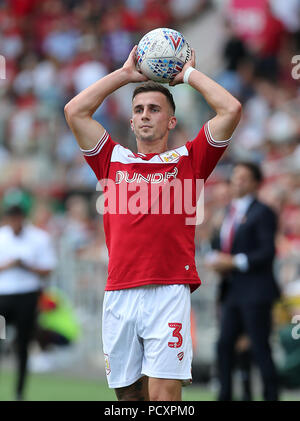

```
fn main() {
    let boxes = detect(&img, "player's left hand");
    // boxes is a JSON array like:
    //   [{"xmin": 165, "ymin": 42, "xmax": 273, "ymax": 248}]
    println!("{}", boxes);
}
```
[{"xmin": 169, "ymin": 48, "xmax": 196, "ymax": 87}]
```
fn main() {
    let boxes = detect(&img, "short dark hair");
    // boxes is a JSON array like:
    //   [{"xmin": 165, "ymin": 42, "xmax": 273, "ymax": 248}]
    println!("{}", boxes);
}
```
[
  {"xmin": 132, "ymin": 81, "xmax": 176, "ymax": 114},
  {"xmin": 234, "ymin": 161, "xmax": 263, "ymax": 183}
]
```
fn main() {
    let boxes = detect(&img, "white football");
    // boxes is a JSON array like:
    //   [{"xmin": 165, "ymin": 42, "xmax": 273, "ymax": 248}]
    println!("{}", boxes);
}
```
[{"xmin": 136, "ymin": 28, "xmax": 191, "ymax": 83}]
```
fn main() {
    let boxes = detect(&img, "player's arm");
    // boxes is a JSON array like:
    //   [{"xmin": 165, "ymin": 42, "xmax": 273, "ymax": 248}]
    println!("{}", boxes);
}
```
[
  {"xmin": 170, "ymin": 50, "xmax": 242, "ymax": 140},
  {"xmin": 64, "ymin": 46, "xmax": 148, "ymax": 150}
]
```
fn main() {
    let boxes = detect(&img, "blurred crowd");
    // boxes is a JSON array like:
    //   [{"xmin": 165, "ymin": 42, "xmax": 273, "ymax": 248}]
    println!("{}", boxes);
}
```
[
  {"xmin": 0, "ymin": 0, "xmax": 300, "ymax": 318},
  {"xmin": 196, "ymin": 0, "xmax": 300, "ymax": 302},
  {"xmin": 0, "ymin": 0, "xmax": 207, "ymax": 251}
]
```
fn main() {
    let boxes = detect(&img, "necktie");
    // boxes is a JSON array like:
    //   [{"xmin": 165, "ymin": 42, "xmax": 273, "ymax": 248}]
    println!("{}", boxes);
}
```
[{"xmin": 222, "ymin": 204, "xmax": 237, "ymax": 253}]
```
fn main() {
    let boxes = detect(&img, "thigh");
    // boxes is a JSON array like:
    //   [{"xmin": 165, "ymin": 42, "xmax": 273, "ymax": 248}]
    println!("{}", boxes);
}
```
[
  {"xmin": 115, "ymin": 376, "xmax": 149, "ymax": 401},
  {"xmin": 218, "ymin": 301, "xmax": 244, "ymax": 345},
  {"xmin": 0, "ymin": 292, "xmax": 39, "ymax": 335},
  {"xmin": 0, "ymin": 295, "xmax": 16, "ymax": 355},
  {"xmin": 14, "ymin": 292, "xmax": 40, "ymax": 342},
  {"xmin": 141, "ymin": 284, "xmax": 192, "ymax": 383},
  {"xmin": 148, "ymin": 378, "xmax": 182, "ymax": 401},
  {"xmin": 240, "ymin": 303, "xmax": 272, "ymax": 346},
  {"xmin": 102, "ymin": 289, "xmax": 144, "ymax": 389},
  {"xmin": 0, "ymin": 294, "xmax": 14, "ymax": 324}
]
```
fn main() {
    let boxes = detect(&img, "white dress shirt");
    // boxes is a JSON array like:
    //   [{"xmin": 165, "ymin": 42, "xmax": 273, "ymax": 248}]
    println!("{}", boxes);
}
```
[
  {"xmin": 220, "ymin": 194, "xmax": 255, "ymax": 272},
  {"xmin": 0, "ymin": 224, "xmax": 56, "ymax": 294}
]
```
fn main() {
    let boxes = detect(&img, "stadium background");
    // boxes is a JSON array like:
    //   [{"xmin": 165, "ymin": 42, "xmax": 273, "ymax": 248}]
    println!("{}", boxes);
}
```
[{"xmin": 0, "ymin": 0, "xmax": 300, "ymax": 401}]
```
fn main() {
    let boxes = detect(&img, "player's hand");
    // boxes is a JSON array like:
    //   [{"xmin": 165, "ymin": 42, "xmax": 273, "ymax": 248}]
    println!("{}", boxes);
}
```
[
  {"xmin": 169, "ymin": 48, "xmax": 196, "ymax": 87},
  {"xmin": 122, "ymin": 46, "xmax": 149, "ymax": 83}
]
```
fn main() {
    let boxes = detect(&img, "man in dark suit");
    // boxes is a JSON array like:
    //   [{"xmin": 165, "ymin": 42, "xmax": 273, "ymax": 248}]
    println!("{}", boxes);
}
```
[{"xmin": 207, "ymin": 161, "xmax": 280, "ymax": 401}]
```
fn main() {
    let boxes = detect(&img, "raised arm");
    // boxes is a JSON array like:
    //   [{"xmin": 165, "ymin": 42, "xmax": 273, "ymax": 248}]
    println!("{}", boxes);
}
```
[
  {"xmin": 170, "ymin": 50, "xmax": 242, "ymax": 140},
  {"xmin": 64, "ymin": 46, "xmax": 148, "ymax": 150}
]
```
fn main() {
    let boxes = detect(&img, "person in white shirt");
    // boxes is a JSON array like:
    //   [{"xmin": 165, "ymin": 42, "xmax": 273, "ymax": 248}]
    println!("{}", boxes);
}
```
[{"xmin": 0, "ymin": 204, "xmax": 56, "ymax": 401}]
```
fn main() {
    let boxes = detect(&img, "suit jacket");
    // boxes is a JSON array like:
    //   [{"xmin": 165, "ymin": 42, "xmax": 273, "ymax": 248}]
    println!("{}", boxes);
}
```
[{"xmin": 212, "ymin": 198, "xmax": 281, "ymax": 305}]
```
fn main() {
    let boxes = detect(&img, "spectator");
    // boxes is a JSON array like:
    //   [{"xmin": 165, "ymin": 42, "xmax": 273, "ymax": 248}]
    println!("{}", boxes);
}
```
[
  {"xmin": 0, "ymin": 197, "xmax": 56, "ymax": 400},
  {"xmin": 206, "ymin": 162, "xmax": 281, "ymax": 401}
]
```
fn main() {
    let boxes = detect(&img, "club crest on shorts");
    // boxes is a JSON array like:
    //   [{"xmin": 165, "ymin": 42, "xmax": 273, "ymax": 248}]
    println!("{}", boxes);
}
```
[
  {"xmin": 104, "ymin": 353, "xmax": 111, "ymax": 375},
  {"xmin": 159, "ymin": 150, "xmax": 181, "ymax": 163},
  {"xmin": 177, "ymin": 351, "xmax": 184, "ymax": 361}
]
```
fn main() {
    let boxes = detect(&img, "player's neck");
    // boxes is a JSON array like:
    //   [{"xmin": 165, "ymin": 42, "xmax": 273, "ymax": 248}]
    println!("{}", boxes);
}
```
[{"xmin": 136, "ymin": 138, "xmax": 168, "ymax": 155}]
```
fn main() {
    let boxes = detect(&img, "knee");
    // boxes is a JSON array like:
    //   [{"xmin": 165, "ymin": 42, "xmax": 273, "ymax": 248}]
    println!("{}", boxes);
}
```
[
  {"xmin": 149, "ymin": 388, "xmax": 172, "ymax": 401},
  {"xmin": 149, "ymin": 391, "xmax": 179, "ymax": 401}
]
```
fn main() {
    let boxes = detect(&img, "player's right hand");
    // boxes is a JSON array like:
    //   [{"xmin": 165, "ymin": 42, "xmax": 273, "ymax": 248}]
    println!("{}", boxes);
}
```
[{"xmin": 123, "ymin": 46, "xmax": 149, "ymax": 83}]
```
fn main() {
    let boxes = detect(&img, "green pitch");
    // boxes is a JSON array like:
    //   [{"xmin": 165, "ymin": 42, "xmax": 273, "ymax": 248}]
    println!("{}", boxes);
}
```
[
  {"xmin": 0, "ymin": 370, "xmax": 299, "ymax": 401},
  {"xmin": 0, "ymin": 370, "xmax": 213, "ymax": 401}
]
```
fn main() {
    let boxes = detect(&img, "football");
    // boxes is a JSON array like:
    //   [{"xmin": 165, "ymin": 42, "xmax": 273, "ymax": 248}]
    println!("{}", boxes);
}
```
[{"xmin": 136, "ymin": 28, "xmax": 191, "ymax": 83}]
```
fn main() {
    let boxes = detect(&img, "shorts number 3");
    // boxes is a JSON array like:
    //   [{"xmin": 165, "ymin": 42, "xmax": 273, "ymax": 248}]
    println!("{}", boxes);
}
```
[{"xmin": 168, "ymin": 322, "xmax": 183, "ymax": 348}]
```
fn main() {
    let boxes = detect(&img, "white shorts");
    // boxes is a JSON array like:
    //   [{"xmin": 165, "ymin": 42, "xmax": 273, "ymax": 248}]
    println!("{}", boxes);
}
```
[{"xmin": 102, "ymin": 284, "xmax": 192, "ymax": 389}]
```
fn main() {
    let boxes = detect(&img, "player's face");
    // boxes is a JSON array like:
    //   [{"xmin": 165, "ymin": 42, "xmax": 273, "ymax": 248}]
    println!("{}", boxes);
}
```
[
  {"xmin": 131, "ymin": 92, "xmax": 176, "ymax": 142},
  {"xmin": 230, "ymin": 165, "xmax": 259, "ymax": 198}
]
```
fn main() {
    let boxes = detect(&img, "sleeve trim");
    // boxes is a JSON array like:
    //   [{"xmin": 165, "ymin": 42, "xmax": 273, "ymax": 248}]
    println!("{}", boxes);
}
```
[
  {"xmin": 80, "ymin": 131, "xmax": 109, "ymax": 156},
  {"xmin": 204, "ymin": 121, "xmax": 232, "ymax": 148}
]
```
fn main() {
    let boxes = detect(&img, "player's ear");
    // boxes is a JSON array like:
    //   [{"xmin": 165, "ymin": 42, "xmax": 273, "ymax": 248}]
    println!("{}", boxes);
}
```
[
  {"xmin": 168, "ymin": 116, "xmax": 177, "ymax": 130},
  {"xmin": 130, "ymin": 119, "xmax": 135, "ymax": 132}
]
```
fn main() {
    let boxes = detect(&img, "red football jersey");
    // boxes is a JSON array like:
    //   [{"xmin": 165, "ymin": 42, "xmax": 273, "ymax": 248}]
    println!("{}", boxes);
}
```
[{"xmin": 82, "ymin": 121, "xmax": 230, "ymax": 292}]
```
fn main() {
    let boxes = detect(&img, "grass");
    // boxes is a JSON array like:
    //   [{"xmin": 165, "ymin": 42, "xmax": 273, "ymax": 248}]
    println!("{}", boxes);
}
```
[
  {"xmin": 0, "ymin": 370, "xmax": 299, "ymax": 401},
  {"xmin": 0, "ymin": 369, "xmax": 215, "ymax": 401}
]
